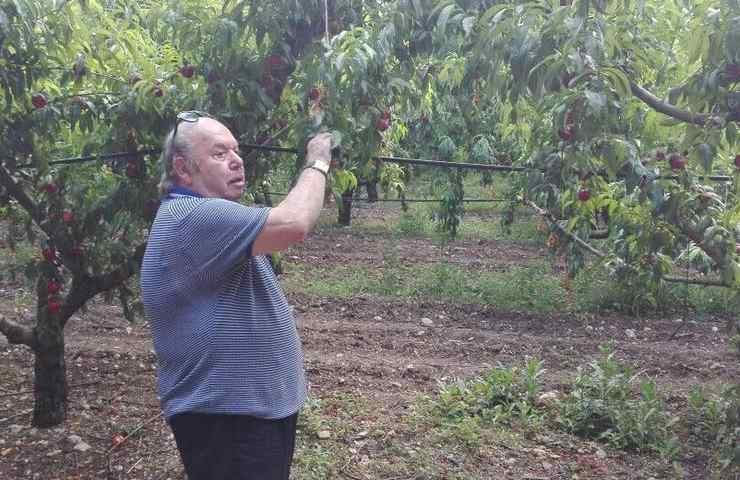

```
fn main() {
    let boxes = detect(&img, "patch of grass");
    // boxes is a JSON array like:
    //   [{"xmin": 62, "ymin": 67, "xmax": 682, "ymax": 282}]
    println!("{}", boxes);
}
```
[
  {"xmin": 294, "ymin": 397, "xmax": 337, "ymax": 479},
  {"xmin": 293, "ymin": 393, "xmax": 373, "ymax": 479},
  {"xmin": 410, "ymin": 358, "xmax": 545, "ymax": 453},
  {"xmin": 686, "ymin": 384, "xmax": 740, "ymax": 477},
  {"xmin": 556, "ymin": 344, "xmax": 680, "ymax": 459},
  {"xmin": 571, "ymin": 264, "xmax": 740, "ymax": 317},
  {"xmin": 284, "ymin": 258, "xmax": 568, "ymax": 313},
  {"xmin": 392, "ymin": 205, "xmax": 435, "ymax": 237},
  {"xmin": 282, "ymin": 264, "xmax": 376, "ymax": 298}
]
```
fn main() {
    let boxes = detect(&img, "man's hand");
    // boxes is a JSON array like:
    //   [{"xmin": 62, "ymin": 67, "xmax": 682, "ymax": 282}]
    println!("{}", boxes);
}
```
[{"xmin": 305, "ymin": 132, "xmax": 333, "ymax": 174}]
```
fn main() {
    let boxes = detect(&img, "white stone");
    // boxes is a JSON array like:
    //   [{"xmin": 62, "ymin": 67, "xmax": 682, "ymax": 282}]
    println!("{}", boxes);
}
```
[
  {"xmin": 66, "ymin": 434, "xmax": 82, "ymax": 444},
  {"xmin": 625, "ymin": 329, "xmax": 637, "ymax": 339},
  {"xmin": 595, "ymin": 448, "xmax": 607, "ymax": 459},
  {"xmin": 317, "ymin": 430, "xmax": 331, "ymax": 440},
  {"xmin": 73, "ymin": 441, "xmax": 91, "ymax": 453},
  {"xmin": 421, "ymin": 317, "xmax": 434, "ymax": 327},
  {"xmin": 536, "ymin": 391, "xmax": 560, "ymax": 407}
]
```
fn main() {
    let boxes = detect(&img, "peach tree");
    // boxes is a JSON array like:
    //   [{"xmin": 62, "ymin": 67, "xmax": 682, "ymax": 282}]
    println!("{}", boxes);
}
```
[
  {"xmin": 0, "ymin": 0, "xmax": 336, "ymax": 427},
  {"xmin": 416, "ymin": 0, "xmax": 740, "ymax": 307}
]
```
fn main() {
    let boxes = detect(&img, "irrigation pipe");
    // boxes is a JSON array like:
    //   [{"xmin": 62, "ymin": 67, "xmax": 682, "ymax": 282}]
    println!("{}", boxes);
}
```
[
  {"xmin": 15, "ymin": 141, "xmax": 735, "ymax": 182},
  {"xmin": 264, "ymin": 191, "xmax": 508, "ymax": 203}
]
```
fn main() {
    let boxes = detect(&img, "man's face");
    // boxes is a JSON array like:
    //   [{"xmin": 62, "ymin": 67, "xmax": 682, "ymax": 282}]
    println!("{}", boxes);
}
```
[{"xmin": 180, "ymin": 119, "xmax": 245, "ymax": 201}]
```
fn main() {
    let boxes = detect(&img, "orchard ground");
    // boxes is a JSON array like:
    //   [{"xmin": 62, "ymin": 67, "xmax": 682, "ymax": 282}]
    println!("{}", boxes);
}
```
[{"xmin": 1, "ymin": 197, "xmax": 738, "ymax": 480}]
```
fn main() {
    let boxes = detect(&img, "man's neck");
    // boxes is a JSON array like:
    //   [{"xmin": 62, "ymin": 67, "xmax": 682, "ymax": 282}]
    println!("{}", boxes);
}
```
[{"xmin": 168, "ymin": 185, "xmax": 202, "ymax": 197}]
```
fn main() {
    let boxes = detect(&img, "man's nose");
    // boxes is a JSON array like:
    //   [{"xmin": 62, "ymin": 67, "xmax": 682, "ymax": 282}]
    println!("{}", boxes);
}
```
[{"xmin": 230, "ymin": 151, "xmax": 244, "ymax": 170}]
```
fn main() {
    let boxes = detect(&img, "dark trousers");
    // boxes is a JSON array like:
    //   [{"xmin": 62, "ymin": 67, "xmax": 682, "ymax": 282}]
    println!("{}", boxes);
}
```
[{"xmin": 169, "ymin": 412, "xmax": 299, "ymax": 480}]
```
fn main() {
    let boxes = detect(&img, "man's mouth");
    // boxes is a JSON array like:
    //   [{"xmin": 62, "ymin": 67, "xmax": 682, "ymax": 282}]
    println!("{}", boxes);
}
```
[{"xmin": 229, "ymin": 178, "xmax": 245, "ymax": 186}]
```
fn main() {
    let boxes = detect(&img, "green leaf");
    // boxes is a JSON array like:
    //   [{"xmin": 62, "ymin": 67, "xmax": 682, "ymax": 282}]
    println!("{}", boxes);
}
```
[
  {"xmin": 462, "ymin": 16, "xmax": 476, "ymax": 36},
  {"xmin": 697, "ymin": 143, "xmax": 714, "ymax": 174},
  {"xmin": 726, "ymin": 123, "xmax": 737, "ymax": 146},
  {"xmin": 437, "ymin": 4, "xmax": 456, "ymax": 34},
  {"xmin": 601, "ymin": 67, "xmax": 631, "ymax": 99},
  {"xmin": 584, "ymin": 90, "xmax": 606, "ymax": 111}
]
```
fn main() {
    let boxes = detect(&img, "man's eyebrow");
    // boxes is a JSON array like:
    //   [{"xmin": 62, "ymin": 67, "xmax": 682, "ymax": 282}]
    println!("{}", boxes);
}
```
[{"xmin": 212, "ymin": 142, "xmax": 235, "ymax": 150}]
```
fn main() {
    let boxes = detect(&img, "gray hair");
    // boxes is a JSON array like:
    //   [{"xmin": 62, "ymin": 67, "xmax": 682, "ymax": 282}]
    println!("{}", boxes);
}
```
[{"xmin": 158, "ymin": 126, "xmax": 198, "ymax": 195}]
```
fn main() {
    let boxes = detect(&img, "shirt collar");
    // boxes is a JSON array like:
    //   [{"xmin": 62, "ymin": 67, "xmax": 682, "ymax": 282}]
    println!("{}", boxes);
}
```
[{"xmin": 166, "ymin": 185, "xmax": 202, "ymax": 198}]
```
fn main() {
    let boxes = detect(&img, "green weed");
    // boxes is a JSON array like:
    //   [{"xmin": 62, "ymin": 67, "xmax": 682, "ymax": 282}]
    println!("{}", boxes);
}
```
[{"xmin": 556, "ymin": 344, "xmax": 680, "ymax": 458}]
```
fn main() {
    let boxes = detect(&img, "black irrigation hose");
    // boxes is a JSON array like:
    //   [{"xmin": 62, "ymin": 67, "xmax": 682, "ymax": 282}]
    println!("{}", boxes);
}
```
[
  {"xmin": 13, "ymin": 141, "xmax": 737, "ymax": 182},
  {"xmin": 264, "ymin": 192, "xmax": 509, "ymax": 203}
]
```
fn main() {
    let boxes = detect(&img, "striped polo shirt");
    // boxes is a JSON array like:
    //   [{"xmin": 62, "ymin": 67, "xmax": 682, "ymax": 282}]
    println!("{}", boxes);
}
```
[{"xmin": 140, "ymin": 187, "xmax": 306, "ymax": 420}]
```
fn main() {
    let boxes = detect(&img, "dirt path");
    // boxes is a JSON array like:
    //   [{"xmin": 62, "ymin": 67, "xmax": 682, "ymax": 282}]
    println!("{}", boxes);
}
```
[{"xmin": 1, "ymin": 206, "xmax": 738, "ymax": 479}]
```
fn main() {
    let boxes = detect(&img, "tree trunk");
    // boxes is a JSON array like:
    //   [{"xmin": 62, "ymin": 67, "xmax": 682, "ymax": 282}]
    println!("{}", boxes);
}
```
[
  {"xmin": 338, "ymin": 190, "xmax": 354, "ymax": 226},
  {"xmin": 366, "ymin": 180, "xmax": 378, "ymax": 203},
  {"xmin": 32, "ymin": 320, "xmax": 66, "ymax": 427}
]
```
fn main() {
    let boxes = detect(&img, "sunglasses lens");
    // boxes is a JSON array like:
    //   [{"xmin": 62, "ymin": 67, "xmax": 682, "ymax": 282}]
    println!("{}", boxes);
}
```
[{"xmin": 177, "ymin": 111, "xmax": 209, "ymax": 122}]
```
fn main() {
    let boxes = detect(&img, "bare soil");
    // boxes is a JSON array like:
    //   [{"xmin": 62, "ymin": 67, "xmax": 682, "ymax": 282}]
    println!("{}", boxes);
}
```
[{"xmin": 1, "ymin": 203, "xmax": 738, "ymax": 479}]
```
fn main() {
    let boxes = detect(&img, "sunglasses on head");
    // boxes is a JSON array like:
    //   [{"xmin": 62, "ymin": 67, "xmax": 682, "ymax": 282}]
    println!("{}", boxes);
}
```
[{"xmin": 170, "ymin": 110, "xmax": 211, "ymax": 151}]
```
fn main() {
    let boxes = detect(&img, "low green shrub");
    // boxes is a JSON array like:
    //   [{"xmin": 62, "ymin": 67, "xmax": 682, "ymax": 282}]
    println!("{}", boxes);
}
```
[{"xmin": 557, "ymin": 345, "xmax": 680, "ymax": 458}]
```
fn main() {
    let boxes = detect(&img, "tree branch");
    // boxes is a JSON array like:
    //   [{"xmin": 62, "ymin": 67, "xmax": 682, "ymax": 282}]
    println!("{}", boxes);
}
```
[
  {"xmin": 523, "ymin": 199, "xmax": 733, "ymax": 288},
  {"xmin": 94, "ymin": 242, "xmax": 147, "ymax": 294},
  {"xmin": 0, "ymin": 315, "xmax": 36, "ymax": 348},
  {"xmin": 630, "ymin": 83, "xmax": 726, "ymax": 128},
  {"xmin": 61, "ymin": 242, "xmax": 147, "ymax": 328},
  {"xmin": 0, "ymin": 165, "xmax": 42, "ymax": 222},
  {"xmin": 663, "ymin": 275, "xmax": 728, "ymax": 287},
  {"xmin": 524, "ymin": 199, "xmax": 608, "ymax": 258}
]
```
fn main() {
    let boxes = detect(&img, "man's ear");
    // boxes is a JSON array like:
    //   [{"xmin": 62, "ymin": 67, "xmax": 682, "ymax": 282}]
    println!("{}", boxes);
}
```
[{"xmin": 173, "ymin": 155, "xmax": 192, "ymax": 185}]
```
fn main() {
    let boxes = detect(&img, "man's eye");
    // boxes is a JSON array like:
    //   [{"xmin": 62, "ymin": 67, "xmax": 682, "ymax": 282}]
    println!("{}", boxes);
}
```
[{"xmin": 214, "ymin": 151, "xmax": 227, "ymax": 159}]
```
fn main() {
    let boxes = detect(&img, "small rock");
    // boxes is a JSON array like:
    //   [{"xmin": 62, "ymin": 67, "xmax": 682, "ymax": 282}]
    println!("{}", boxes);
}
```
[
  {"xmin": 355, "ymin": 430, "xmax": 369, "ymax": 439},
  {"xmin": 66, "ymin": 435, "xmax": 82, "ymax": 444},
  {"xmin": 537, "ymin": 391, "xmax": 560, "ymax": 407},
  {"xmin": 542, "ymin": 461, "xmax": 553, "ymax": 470},
  {"xmin": 9, "ymin": 425, "xmax": 23, "ymax": 435},
  {"xmin": 711, "ymin": 326, "xmax": 719, "ymax": 332},
  {"xmin": 710, "ymin": 362, "xmax": 724, "ymax": 370},
  {"xmin": 421, "ymin": 317, "xmax": 434, "ymax": 327},
  {"xmin": 73, "ymin": 441, "xmax": 91, "ymax": 453},
  {"xmin": 505, "ymin": 457, "xmax": 517, "ymax": 465},
  {"xmin": 317, "ymin": 430, "xmax": 331, "ymax": 440},
  {"xmin": 595, "ymin": 448, "xmax": 607, "ymax": 459},
  {"xmin": 46, "ymin": 449, "xmax": 62, "ymax": 457},
  {"xmin": 373, "ymin": 316, "xmax": 382, "ymax": 321},
  {"xmin": 625, "ymin": 329, "xmax": 637, "ymax": 339},
  {"xmin": 416, "ymin": 330, "xmax": 426, "ymax": 336}
]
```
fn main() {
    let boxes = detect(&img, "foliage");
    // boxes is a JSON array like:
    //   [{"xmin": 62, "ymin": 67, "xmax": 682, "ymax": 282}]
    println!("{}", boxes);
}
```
[
  {"xmin": 557, "ymin": 344, "xmax": 680, "ymax": 458},
  {"xmin": 432, "ymin": 357, "xmax": 546, "ymax": 433},
  {"xmin": 687, "ymin": 384, "xmax": 740, "ymax": 476}
]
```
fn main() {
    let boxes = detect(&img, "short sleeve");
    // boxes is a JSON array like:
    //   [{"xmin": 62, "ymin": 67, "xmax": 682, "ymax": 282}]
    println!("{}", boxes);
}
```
[{"xmin": 180, "ymin": 198, "xmax": 270, "ymax": 278}]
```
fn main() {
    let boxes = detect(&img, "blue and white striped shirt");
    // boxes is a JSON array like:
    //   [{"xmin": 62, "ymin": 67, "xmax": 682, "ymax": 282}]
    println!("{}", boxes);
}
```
[{"xmin": 140, "ymin": 188, "xmax": 306, "ymax": 420}]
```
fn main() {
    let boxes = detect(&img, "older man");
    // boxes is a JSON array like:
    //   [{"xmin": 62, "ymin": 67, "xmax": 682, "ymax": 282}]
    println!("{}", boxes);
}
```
[{"xmin": 140, "ymin": 112, "xmax": 331, "ymax": 480}]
